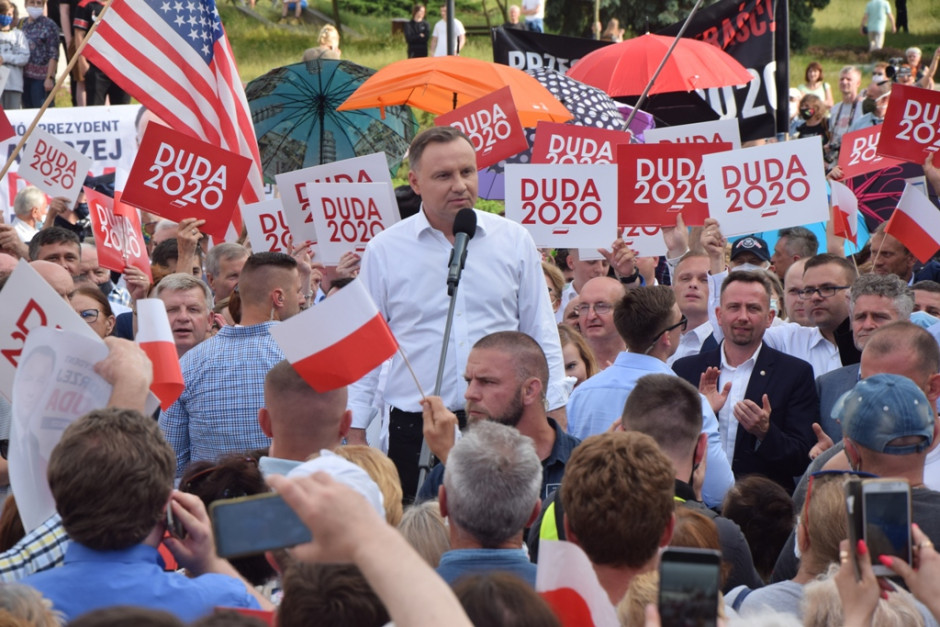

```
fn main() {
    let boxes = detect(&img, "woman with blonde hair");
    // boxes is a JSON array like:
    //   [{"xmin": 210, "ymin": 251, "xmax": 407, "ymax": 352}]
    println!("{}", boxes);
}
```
[
  {"xmin": 601, "ymin": 18, "xmax": 624, "ymax": 42},
  {"xmin": 333, "ymin": 445, "xmax": 403, "ymax": 526},
  {"xmin": 557, "ymin": 324, "xmax": 597, "ymax": 388},
  {"xmin": 302, "ymin": 24, "xmax": 341, "ymax": 61}
]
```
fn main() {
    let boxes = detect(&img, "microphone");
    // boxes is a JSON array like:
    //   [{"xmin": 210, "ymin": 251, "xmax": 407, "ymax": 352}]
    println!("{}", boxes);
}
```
[{"xmin": 447, "ymin": 208, "xmax": 477, "ymax": 295}]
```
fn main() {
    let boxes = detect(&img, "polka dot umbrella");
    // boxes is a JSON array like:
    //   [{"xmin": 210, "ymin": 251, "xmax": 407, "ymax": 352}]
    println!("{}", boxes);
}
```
[{"xmin": 478, "ymin": 68, "xmax": 629, "ymax": 200}]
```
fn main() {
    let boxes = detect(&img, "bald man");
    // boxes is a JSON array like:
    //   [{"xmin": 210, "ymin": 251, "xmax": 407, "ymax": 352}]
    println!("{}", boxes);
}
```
[
  {"xmin": 576, "ymin": 277, "xmax": 627, "ymax": 368},
  {"xmin": 257, "ymin": 360, "xmax": 352, "ymax": 476},
  {"xmin": 30, "ymin": 260, "xmax": 74, "ymax": 300}
]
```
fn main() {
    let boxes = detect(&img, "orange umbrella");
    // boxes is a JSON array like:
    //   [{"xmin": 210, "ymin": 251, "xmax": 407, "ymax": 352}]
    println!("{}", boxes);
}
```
[
  {"xmin": 337, "ymin": 56, "xmax": 573, "ymax": 127},
  {"xmin": 567, "ymin": 33, "xmax": 753, "ymax": 97}
]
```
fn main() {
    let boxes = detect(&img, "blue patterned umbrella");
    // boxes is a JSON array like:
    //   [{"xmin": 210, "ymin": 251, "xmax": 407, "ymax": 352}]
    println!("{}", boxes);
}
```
[{"xmin": 247, "ymin": 59, "xmax": 417, "ymax": 183}]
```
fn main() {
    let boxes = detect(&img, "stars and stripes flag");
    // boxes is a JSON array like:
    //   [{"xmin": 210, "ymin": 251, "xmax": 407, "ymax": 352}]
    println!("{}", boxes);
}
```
[{"xmin": 82, "ymin": 0, "xmax": 262, "ymax": 232}]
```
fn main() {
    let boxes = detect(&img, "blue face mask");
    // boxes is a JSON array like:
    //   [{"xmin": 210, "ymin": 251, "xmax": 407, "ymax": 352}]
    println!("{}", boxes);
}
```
[{"xmin": 0, "ymin": 15, "xmax": 13, "ymax": 27}]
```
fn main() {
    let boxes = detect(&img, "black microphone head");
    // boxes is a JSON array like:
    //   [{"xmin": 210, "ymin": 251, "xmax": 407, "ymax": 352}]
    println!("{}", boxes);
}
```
[{"xmin": 453, "ymin": 208, "xmax": 477, "ymax": 239}]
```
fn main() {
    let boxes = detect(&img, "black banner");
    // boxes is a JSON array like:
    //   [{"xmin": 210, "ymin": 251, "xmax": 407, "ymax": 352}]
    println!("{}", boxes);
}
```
[
  {"xmin": 659, "ymin": 0, "xmax": 790, "ymax": 142},
  {"xmin": 492, "ymin": 27, "xmax": 610, "ymax": 74}
]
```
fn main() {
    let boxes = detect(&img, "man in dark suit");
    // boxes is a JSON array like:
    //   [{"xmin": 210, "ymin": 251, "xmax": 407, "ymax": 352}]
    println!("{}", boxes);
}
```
[
  {"xmin": 815, "ymin": 274, "xmax": 914, "ymax": 446},
  {"xmin": 673, "ymin": 271, "xmax": 818, "ymax": 492}
]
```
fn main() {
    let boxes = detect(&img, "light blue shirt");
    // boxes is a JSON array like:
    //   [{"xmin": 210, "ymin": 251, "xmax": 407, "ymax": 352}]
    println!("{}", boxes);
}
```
[{"xmin": 567, "ymin": 352, "xmax": 735, "ymax": 508}]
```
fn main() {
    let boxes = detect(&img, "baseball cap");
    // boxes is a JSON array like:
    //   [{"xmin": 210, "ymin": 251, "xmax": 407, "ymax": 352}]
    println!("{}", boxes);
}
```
[
  {"xmin": 835, "ymin": 373, "xmax": 935, "ymax": 455},
  {"xmin": 730, "ymin": 236, "xmax": 771, "ymax": 264},
  {"xmin": 287, "ymin": 449, "xmax": 386, "ymax": 517}
]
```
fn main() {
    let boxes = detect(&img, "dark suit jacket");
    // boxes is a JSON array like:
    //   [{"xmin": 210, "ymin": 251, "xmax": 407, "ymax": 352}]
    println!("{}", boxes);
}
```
[
  {"xmin": 815, "ymin": 363, "xmax": 860, "ymax": 443},
  {"xmin": 672, "ymin": 342, "xmax": 819, "ymax": 492}
]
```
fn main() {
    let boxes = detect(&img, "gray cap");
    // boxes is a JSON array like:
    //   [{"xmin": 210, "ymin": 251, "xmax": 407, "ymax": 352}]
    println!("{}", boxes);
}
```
[{"xmin": 836, "ymin": 373, "xmax": 935, "ymax": 455}]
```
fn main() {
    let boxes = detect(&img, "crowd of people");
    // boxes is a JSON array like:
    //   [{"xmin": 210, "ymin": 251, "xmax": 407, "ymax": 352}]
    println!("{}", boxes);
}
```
[{"xmin": 3, "ymin": 56, "xmax": 940, "ymax": 625}]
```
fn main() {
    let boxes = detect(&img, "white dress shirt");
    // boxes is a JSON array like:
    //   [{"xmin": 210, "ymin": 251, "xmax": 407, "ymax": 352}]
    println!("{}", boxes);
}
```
[
  {"xmin": 12, "ymin": 218, "xmax": 37, "ymax": 243},
  {"xmin": 717, "ymin": 343, "xmax": 761, "ymax": 463},
  {"xmin": 349, "ymin": 207, "xmax": 567, "ymax": 429},
  {"xmin": 667, "ymin": 321, "xmax": 714, "ymax": 366}
]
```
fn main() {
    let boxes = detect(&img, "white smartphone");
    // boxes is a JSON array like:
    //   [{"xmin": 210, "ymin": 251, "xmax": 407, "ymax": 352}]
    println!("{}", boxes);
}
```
[{"xmin": 861, "ymin": 479, "xmax": 911, "ymax": 577}]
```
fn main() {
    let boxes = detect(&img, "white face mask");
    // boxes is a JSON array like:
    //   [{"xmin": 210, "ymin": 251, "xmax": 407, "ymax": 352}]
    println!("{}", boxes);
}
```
[
  {"xmin": 25, "ymin": 6, "xmax": 43, "ymax": 19},
  {"xmin": 731, "ymin": 262, "xmax": 769, "ymax": 273}
]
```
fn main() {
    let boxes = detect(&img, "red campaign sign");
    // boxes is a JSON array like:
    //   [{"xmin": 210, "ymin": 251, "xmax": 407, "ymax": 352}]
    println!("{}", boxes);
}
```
[
  {"xmin": 877, "ymin": 84, "xmax": 940, "ymax": 164},
  {"xmin": 121, "ymin": 124, "xmax": 252, "ymax": 241},
  {"xmin": 435, "ymin": 86, "xmax": 528, "ymax": 170},
  {"xmin": 617, "ymin": 142, "xmax": 732, "ymax": 227},
  {"xmin": 531, "ymin": 122, "xmax": 633, "ymax": 165},
  {"xmin": 0, "ymin": 104, "xmax": 14, "ymax": 143},
  {"xmin": 839, "ymin": 125, "xmax": 905, "ymax": 179},
  {"xmin": 86, "ymin": 187, "xmax": 153, "ymax": 282}
]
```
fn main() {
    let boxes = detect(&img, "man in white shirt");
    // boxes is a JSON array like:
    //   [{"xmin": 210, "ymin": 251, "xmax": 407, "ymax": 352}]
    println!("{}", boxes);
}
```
[
  {"xmin": 555, "ymin": 249, "xmax": 609, "ymax": 322},
  {"xmin": 347, "ymin": 126, "xmax": 566, "ymax": 501},
  {"xmin": 429, "ymin": 5, "xmax": 465, "ymax": 57},
  {"xmin": 829, "ymin": 66, "xmax": 864, "ymax": 157},
  {"xmin": 521, "ymin": 0, "xmax": 544, "ymax": 32},
  {"xmin": 10, "ymin": 186, "xmax": 47, "ymax": 243},
  {"xmin": 667, "ymin": 252, "xmax": 716, "ymax": 366}
]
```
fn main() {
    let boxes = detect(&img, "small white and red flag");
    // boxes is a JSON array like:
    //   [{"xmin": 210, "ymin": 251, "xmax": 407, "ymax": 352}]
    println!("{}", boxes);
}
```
[
  {"xmin": 885, "ymin": 184, "xmax": 940, "ymax": 263},
  {"xmin": 536, "ymin": 540, "xmax": 619, "ymax": 627},
  {"xmin": 135, "ymin": 299, "xmax": 185, "ymax": 410},
  {"xmin": 830, "ymin": 180, "xmax": 859, "ymax": 245},
  {"xmin": 269, "ymin": 279, "xmax": 398, "ymax": 393}
]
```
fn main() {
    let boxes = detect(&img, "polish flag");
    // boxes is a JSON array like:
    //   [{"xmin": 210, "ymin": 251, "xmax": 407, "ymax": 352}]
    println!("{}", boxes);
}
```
[
  {"xmin": 537, "ymin": 540, "xmax": 619, "ymax": 627},
  {"xmin": 136, "ymin": 299, "xmax": 185, "ymax": 410},
  {"xmin": 830, "ymin": 180, "xmax": 859, "ymax": 245},
  {"xmin": 270, "ymin": 279, "xmax": 398, "ymax": 393},
  {"xmin": 885, "ymin": 184, "xmax": 940, "ymax": 263}
]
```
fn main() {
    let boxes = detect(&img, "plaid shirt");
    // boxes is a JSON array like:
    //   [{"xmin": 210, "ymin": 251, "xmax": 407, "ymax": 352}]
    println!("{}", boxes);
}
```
[
  {"xmin": 0, "ymin": 514, "xmax": 67, "ymax": 582},
  {"xmin": 160, "ymin": 322, "xmax": 282, "ymax": 475}
]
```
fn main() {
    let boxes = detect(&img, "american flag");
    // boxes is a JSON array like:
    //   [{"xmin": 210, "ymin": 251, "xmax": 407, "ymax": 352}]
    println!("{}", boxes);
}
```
[{"xmin": 83, "ymin": 0, "xmax": 262, "ymax": 229}]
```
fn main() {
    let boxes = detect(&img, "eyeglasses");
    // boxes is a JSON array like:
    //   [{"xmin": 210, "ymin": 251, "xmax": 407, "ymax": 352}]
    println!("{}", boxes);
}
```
[
  {"xmin": 574, "ymin": 302, "xmax": 613, "ymax": 316},
  {"xmin": 645, "ymin": 315, "xmax": 688, "ymax": 354},
  {"xmin": 79, "ymin": 309, "xmax": 100, "ymax": 322},
  {"xmin": 798, "ymin": 285, "xmax": 850, "ymax": 299}
]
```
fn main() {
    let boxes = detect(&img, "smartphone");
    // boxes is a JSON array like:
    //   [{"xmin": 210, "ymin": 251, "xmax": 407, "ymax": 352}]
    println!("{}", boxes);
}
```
[
  {"xmin": 658, "ymin": 547, "xmax": 721, "ymax": 627},
  {"xmin": 166, "ymin": 506, "xmax": 186, "ymax": 540},
  {"xmin": 861, "ymin": 479, "xmax": 912, "ymax": 577},
  {"xmin": 210, "ymin": 492, "xmax": 312, "ymax": 559}
]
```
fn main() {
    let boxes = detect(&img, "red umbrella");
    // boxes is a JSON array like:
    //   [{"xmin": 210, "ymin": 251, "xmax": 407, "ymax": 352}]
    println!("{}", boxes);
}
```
[{"xmin": 566, "ymin": 33, "xmax": 753, "ymax": 97}]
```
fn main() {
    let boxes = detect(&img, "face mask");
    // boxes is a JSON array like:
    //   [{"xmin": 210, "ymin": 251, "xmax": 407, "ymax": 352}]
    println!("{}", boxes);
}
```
[
  {"xmin": 799, "ymin": 108, "xmax": 815, "ymax": 120},
  {"xmin": 731, "ymin": 262, "xmax": 768, "ymax": 273},
  {"xmin": 25, "ymin": 7, "xmax": 43, "ymax": 19},
  {"xmin": 0, "ymin": 15, "xmax": 14, "ymax": 27},
  {"xmin": 862, "ymin": 97, "xmax": 876, "ymax": 115},
  {"xmin": 74, "ymin": 202, "xmax": 89, "ymax": 219},
  {"xmin": 98, "ymin": 280, "xmax": 114, "ymax": 297}
]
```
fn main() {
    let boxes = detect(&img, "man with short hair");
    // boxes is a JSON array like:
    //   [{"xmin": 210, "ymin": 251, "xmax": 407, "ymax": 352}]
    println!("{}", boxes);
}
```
[
  {"xmin": 829, "ymin": 66, "xmax": 864, "ymax": 154},
  {"xmin": 257, "ymin": 359, "xmax": 352, "ymax": 476},
  {"xmin": 667, "ymin": 252, "xmax": 716, "ymax": 365},
  {"xmin": 771, "ymin": 227, "xmax": 818, "ymax": 280},
  {"xmin": 348, "ymin": 126, "xmax": 566, "ymax": 501},
  {"xmin": 418, "ymin": 331, "xmax": 579, "ymax": 503},
  {"xmin": 160, "ymin": 252, "xmax": 305, "ymax": 474},
  {"xmin": 30, "ymin": 260, "xmax": 73, "ymax": 300},
  {"xmin": 436, "ymin": 421, "xmax": 541, "ymax": 586},
  {"xmin": 913, "ymin": 280, "xmax": 940, "ymax": 316},
  {"xmin": 27, "ymin": 227, "xmax": 81, "ymax": 277},
  {"xmin": 560, "ymin": 431, "xmax": 675, "ymax": 604},
  {"xmin": 555, "ymin": 249, "xmax": 610, "ymax": 322},
  {"xmin": 429, "ymin": 5, "xmax": 465, "ymax": 56},
  {"xmin": 575, "ymin": 276, "xmax": 626, "ymax": 368},
  {"xmin": 783, "ymin": 258, "xmax": 812, "ymax": 326},
  {"xmin": 77, "ymin": 243, "xmax": 131, "ymax": 309},
  {"xmin": 21, "ymin": 408, "xmax": 265, "ymax": 620},
  {"xmin": 869, "ymin": 222, "xmax": 940, "ymax": 284},
  {"xmin": 673, "ymin": 271, "xmax": 818, "ymax": 491},
  {"xmin": 567, "ymin": 286, "xmax": 734, "ymax": 507},
  {"xmin": 153, "ymin": 273, "xmax": 215, "ymax": 358},
  {"xmin": 11, "ymin": 186, "xmax": 47, "ymax": 243},
  {"xmin": 205, "ymin": 243, "xmax": 249, "ymax": 302},
  {"xmin": 816, "ymin": 274, "xmax": 914, "ymax": 440}
]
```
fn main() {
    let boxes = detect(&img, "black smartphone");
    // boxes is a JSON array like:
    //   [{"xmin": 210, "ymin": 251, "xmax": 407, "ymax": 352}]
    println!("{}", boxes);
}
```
[
  {"xmin": 166, "ymin": 506, "xmax": 186, "ymax": 540},
  {"xmin": 658, "ymin": 547, "xmax": 721, "ymax": 627},
  {"xmin": 209, "ymin": 492, "xmax": 312, "ymax": 559}
]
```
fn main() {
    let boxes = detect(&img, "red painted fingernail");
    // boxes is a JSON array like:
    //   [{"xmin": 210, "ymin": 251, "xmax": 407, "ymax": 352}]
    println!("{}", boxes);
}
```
[
  {"xmin": 878, "ymin": 555, "xmax": 893, "ymax": 567},
  {"xmin": 882, "ymin": 590, "xmax": 889, "ymax": 600},
  {"xmin": 858, "ymin": 540, "xmax": 868, "ymax": 555}
]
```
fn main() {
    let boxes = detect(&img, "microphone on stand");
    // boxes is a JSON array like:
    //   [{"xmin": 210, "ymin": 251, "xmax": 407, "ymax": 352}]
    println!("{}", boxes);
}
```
[{"xmin": 447, "ymin": 208, "xmax": 477, "ymax": 296}]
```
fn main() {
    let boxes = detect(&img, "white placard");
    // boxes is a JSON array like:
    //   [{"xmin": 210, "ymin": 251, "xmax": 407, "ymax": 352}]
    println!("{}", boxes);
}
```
[
  {"xmin": 17, "ymin": 127, "xmax": 93, "ymax": 204},
  {"xmin": 306, "ymin": 182, "xmax": 400, "ymax": 265},
  {"xmin": 702, "ymin": 137, "xmax": 828, "ymax": 237},
  {"xmin": 0, "ymin": 260, "xmax": 101, "ymax": 402},
  {"xmin": 620, "ymin": 225, "xmax": 668, "ymax": 258},
  {"xmin": 275, "ymin": 153, "xmax": 397, "ymax": 247},
  {"xmin": 644, "ymin": 118, "xmax": 742, "ymax": 150},
  {"xmin": 505, "ymin": 163, "xmax": 619, "ymax": 249},
  {"xmin": 243, "ymin": 198, "xmax": 294, "ymax": 254},
  {"xmin": 9, "ymin": 327, "xmax": 112, "ymax": 531}
]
